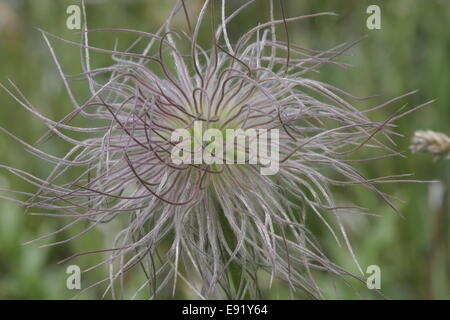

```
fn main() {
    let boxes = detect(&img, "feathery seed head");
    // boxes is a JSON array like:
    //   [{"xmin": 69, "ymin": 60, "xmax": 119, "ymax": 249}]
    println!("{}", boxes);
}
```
[{"xmin": 0, "ymin": 0, "xmax": 432, "ymax": 299}]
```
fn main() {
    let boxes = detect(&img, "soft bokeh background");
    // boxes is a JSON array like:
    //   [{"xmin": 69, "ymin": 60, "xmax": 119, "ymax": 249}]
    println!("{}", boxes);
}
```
[{"xmin": 0, "ymin": 0, "xmax": 448, "ymax": 299}]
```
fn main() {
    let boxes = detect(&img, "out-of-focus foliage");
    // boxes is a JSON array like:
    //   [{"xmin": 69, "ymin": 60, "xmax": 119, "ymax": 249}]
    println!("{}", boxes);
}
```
[{"xmin": 0, "ymin": 0, "xmax": 448, "ymax": 299}]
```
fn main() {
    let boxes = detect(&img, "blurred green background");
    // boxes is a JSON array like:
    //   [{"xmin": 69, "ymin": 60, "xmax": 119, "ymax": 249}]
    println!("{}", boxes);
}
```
[{"xmin": 0, "ymin": 0, "xmax": 448, "ymax": 299}]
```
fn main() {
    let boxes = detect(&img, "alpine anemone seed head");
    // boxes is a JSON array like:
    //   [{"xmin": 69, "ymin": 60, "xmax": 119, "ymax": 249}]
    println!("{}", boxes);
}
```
[{"xmin": 0, "ymin": 0, "xmax": 432, "ymax": 299}]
